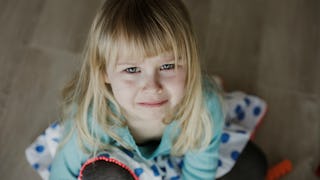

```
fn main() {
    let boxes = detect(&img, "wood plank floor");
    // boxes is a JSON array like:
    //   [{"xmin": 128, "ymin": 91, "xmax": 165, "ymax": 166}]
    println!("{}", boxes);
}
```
[{"xmin": 0, "ymin": 0, "xmax": 319, "ymax": 179}]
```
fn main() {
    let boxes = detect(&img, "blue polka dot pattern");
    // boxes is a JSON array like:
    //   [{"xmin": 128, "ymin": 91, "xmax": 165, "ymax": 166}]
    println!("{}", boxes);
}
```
[
  {"xmin": 52, "ymin": 138, "xmax": 60, "ymax": 143},
  {"xmin": 236, "ymin": 130, "xmax": 246, "ymax": 134},
  {"xmin": 221, "ymin": 133, "xmax": 230, "ymax": 143},
  {"xmin": 48, "ymin": 165, "xmax": 51, "ymax": 172},
  {"xmin": 50, "ymin": 122, "xmax": 58, "ymax": 129},
  {"xmin": 218, "ymin": 159, "xmax": 222, "ymax": 167},
  {"xmin": 253, "ymin": 106, "xmax": 261, "ymax": 116},
  {"xmin": 235, "ymin": 105, "xmax": 245, "ymax": 120},
  {"xmin": 151, "ymin": 164, "xmax": 160, "ymax": 176},
  {"xmin": 170, "ymin": 176, "xmax": 180, "ymax": 180},
  {"xmin": 244, "ymin": 97, "xmax": 251, "ymax": 106},
  {"xmin": 121, "ymin": 149, "xmax": 134, "ymax": 158},
  {"xmin": 33, "ymin": 163, "xmax": 40, "ymax": 170},
  {"xmin": 98, "ymin": 153, "xmax": 110, "ymax": 158},
  {"xmin": 167, "ymin": 159, "xmax": 174, "ymax": 168},
  {"xmin": 35, "ymin": 145, "xmax": 45, "ymax": 153},
  {"xmin": 237, "ymin": 111, "xmax": 245, "ymax": 121},
  {"xmin": 178, "ymin": 160, "xmax": 183, "ymax": 169},
  {"xmin": 235, "ymin": 105, "xmax": 242, "ymax": 114},
  {"xmin": 134, "ymin": 168, "xmax": 144, "ymax": 177},
  {"xmin": 231, "ymin": 151, "xmax": 240, "ymax": 161}
]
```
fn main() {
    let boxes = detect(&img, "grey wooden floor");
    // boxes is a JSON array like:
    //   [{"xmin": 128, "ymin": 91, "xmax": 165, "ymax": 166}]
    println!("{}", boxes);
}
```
[{"xmin": 0, "ymin": 0, "xmax": 319, "ymax": 179}]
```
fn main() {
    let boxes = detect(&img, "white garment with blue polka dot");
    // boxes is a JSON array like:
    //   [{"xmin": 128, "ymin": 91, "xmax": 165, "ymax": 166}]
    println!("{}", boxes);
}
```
[
  {"xmin": 216, "ymin": 91, "xmax": 266, "ymax": 177},
  {"xmin": 25, "ymin": 91, "xmax": 266, "ymax": 180}
]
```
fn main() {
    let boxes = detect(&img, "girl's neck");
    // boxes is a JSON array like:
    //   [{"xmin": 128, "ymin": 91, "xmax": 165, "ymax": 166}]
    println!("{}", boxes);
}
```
[{"xmin": 127, "ymin": 118, "xmax": 166, "ymax": 145}]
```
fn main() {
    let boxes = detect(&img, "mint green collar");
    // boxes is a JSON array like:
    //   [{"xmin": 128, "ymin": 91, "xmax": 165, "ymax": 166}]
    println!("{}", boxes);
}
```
[{"xmin": 114, "ymin": 121, "xmax": 179, "ymax": 160}]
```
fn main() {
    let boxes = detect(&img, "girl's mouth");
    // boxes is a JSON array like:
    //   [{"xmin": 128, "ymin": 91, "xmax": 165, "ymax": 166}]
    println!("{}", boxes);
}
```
[{"xmin": 137, "ymin": 100, "xmax": 168, "ymax": 108}]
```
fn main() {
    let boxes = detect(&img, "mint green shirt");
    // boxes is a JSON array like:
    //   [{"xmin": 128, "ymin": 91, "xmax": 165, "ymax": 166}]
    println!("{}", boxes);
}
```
[{"xmin": 50, "ymin": 80, "xmax": 224, "ymax": 180}]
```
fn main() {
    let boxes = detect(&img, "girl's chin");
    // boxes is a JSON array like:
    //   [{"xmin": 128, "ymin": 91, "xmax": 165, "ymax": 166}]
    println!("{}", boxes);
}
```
[{"xmin": 123, "ymin": 107, "xmax": 175, "ymax": 122}]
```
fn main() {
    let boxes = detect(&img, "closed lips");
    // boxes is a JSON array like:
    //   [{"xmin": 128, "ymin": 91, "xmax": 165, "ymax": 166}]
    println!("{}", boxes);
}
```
[{"xmin": 137, "ymin": 100, "xmax": 168, "ymax": 107}]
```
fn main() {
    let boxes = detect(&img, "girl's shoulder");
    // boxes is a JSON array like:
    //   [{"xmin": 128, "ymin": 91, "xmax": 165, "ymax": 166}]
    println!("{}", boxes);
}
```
[
  {"xmin": 50, "ymin": 120, "xmax": 90, "ymax": 179},
  {"xmin": 202, "ymin": 76, "xmax": 226, "ymax": 128},
  {"xmin": 202, "ymin": 75, "xmax": 223, "ymax": 97}
]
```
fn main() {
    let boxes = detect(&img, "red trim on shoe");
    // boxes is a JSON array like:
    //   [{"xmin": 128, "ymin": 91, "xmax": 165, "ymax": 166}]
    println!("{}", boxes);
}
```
[{"xmin": 78, "ymin": 156, "xmax": 139, "ymax": 180}]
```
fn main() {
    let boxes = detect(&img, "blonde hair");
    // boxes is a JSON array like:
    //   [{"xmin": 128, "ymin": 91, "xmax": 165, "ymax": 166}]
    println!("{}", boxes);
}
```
[{"xmin": 61, "ymin": 0, "xmax": 215, "ymax": 156}]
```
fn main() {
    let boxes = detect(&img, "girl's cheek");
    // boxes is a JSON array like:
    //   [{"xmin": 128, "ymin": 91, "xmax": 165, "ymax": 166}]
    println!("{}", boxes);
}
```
[
  {"xmin": 118, "ymin": 76, "xmax": 140, "ymax": 89},
  {"xmin": 111, "ymin": 71, "xmax": 139, "ymax": 83},
  {"xmin": 117, "ymin": 71, "xmax": 141, "ymax": 81},
  {"xmin": 169, "ymin": 70, "xmax": 186, "ymax": 83}
]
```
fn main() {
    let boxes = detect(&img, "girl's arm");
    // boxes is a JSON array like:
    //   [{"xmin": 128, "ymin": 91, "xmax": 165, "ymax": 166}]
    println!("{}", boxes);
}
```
[
  {"xmin": 182, "ymin": 84, "xmax": 224, "ymax": 180},
  {"xmin": 49, "ymin": 124, "xmax": 89, "ymax": 180},
  {"xmin": 182, "ymin": 131, "xmax": 222, "ymax": 179}
]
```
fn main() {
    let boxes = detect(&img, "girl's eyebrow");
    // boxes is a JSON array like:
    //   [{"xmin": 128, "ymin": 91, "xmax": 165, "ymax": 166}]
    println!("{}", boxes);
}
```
[
  {"xmin": 115, "ymin": 53, "xmax": 176, "ymax": 65},
  {"xmin": 115, "ymin": 55, "xmax": 142, "ymax": 65},
  {"xmin": 159, "ymin": 52, "xmax": 174, "ymax": 58},
  {"xmin": 116, "ymin": 63, "xmax": 140, "ymax": 66},
  {"xmin": 160, "ymin": 55, "xmax": 175, "ymax": 60},
  {"xmin": 158, "ymin": 55, "xmax": 175, "ymax": 62},
  {"xmin": 116, "ymin": 58, "xmax": 142, "ymax": 65}
]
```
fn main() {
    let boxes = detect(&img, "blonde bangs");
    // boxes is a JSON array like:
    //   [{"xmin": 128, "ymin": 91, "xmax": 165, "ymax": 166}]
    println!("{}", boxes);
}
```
[{"xmin": 94, "ymin": 0, "xmax": 189, "ymax": 68}]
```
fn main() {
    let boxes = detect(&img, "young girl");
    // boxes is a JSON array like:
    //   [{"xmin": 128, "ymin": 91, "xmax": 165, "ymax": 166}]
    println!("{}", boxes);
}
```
[{"xmin": 50, "ymin": 0, "xmax": 224, "ymax": 179}]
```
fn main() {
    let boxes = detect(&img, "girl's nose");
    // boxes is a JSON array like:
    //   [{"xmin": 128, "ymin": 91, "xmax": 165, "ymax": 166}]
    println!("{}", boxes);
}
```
[{"xmin": 141, "ymin": 73, "xmax": 163, "ymax": 94}]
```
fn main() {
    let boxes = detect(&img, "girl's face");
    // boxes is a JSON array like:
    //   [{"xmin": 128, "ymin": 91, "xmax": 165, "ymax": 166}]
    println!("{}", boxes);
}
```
[{"xmin": 105, "ymin": 50, "xmax": 187, "ymax": 124}]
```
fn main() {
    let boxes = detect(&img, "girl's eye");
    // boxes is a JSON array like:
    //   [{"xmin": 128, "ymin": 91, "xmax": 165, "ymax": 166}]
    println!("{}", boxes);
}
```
[
  {"xmin": 160, "ymin": 64, "xmax": 175, "ymax": 70},
  {"xmin": 124, "ymin": 67, "xmax": 141, "ymax": 73}
]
